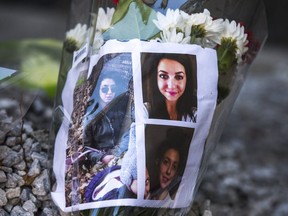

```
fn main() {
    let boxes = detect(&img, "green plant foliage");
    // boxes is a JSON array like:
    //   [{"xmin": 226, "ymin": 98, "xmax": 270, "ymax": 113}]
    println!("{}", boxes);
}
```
[
  {"xmin": 104, "ymin": 1, "xmax": 159, "ymax": 40},
  {"xmin": 0, "ymin": 39, "xmax": 63, "ymax": 98}
]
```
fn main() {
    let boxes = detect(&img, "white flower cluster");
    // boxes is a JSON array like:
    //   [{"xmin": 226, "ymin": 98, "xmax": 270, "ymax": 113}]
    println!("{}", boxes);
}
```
[
  {"xmin": 65, "ymin": 7, "xmax": 115, "ymax": 54},
  {"xmin": 66, "ymin": 23, "xmax": 89, "ymax": 49},
  {"xmin": 65, "ymin": 7, "xmax": 249, "ymax": 64},
  {"xmin": 153, "ymin": 9, "xmax": 249, "ymax": 63}
]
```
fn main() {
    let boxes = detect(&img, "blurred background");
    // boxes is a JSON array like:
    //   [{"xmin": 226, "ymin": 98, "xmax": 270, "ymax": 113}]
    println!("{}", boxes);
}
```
[
  {"xmin": 0, "ymin": 0, "xmax": 287, "ymax": 215},
  {"xmin": 1, "ymin": 0, "xmax": 288, "ymax": 43}
]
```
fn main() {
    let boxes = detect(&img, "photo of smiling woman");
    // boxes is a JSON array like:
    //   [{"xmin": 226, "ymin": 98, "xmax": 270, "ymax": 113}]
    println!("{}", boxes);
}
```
[
  {"xmin": 142, "ymin": 53, "xmax": 197, "ymax": 122},
  {"xmin": 145, "ymin": 125, "xmax": 193, "ymax": 201}
]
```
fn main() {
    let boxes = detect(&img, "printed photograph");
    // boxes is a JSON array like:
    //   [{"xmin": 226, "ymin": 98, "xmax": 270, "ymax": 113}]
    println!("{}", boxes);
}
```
[
  {"xmin": 141, "ymin": 52, "xmax": 197, "ymax": 122},
  {"xmin": 145, "ymin": 125, "xmax": 194, "ymax": 201},
  {"xmin": 64, "ymin": 52, "xmax": 135, "ymax": 206}
]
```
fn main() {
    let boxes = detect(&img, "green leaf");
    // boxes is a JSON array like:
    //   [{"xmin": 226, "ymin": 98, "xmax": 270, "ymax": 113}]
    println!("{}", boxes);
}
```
[
  {"xmin": 0, "ymin": 39, "xmax": 62, "ymax": 98},
  {"xmin": 217, "ymin": 46, "xmax": 237, "ymax": 74},
  {"xmin": 111, "ymin": 0, "xmax": 134, "ymax": 25},
  {"xmin": 104, "ymin": 1, "xmax": 160, "ymax": 40}
]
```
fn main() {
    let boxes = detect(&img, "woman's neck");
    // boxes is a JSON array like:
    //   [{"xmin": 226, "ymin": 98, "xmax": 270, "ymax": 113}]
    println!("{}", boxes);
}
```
[
  {"xmin": 99, "ymin": 101, "xmax": 107, "ymax": 110},
  {"xmin": 166, "ymin": 100, "xmax": 178, "ymax": 120}
]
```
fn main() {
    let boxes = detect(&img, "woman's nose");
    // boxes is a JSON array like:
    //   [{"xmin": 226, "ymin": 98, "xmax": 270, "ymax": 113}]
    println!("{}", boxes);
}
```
[
  {"xmin": 167, "ymin": 78, "xmax": 175, "ymax": 88},
  {"xmin": 107, "ymin": 87, "xmax": 113, "ymax": 94},
  {"xmin": 166, "ymin": 165, "xmax": 172, "ymax": 175}
]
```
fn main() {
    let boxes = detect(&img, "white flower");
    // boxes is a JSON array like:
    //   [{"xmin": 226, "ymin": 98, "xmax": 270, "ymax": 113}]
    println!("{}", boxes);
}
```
[
  {"xmin": 65, "ymin": 23, "xmax": 88, "ymax": 48},
  {"xmin": 96, "ymin": 7, "xmax": 115, "ymax": 32},
  {"xmin": 182, "ymin": 9, "xmax": 224, "ymax": 47},
  {"xmin": 156, "ymin": 28, "xmax": 191, "ymax": 44},
  {"xmin": 221, "ymin": 19, "xmax": 249, "ymax": 62},
  {"xmin": 205, "ymin": 18, "xmax": 225, "ymax": 46},
  {"xmin": 92, "ymin": 31, "xmax": 104, "ymax": 54},
  {"xmin": 182, "ymin": 9, "xmax": 211, "ymax": 26},
  {"xmin": 153, "ymin": 9, "xmax": 183, "ymax": 32}
]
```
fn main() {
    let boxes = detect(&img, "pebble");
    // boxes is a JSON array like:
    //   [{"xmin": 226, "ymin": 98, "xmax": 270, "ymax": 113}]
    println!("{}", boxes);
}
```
[
  {"xmin": 27, "ymin": 159, "xmax": 41, "ymax": 177},
  {"xmin": 0, "ymin": 188, "xmax": 8, "ymax": 206},
  {"xmin": 0, "ymin": 104, "xmax": 60, "ymax": 215},
  {"xmin": 31, "ymin": 170, "xmax": 51, "ymax": 196},
  {"xmin": 0, "ymin": 171, "xmax": 7, "ymax": 183},
  {"xmin": 22, "ymin": 200, "xmax": 38, "ymax": 213}
]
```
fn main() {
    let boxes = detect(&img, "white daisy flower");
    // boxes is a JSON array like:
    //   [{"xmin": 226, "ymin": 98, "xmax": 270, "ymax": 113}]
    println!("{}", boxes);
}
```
[
  {"xmin": 153, "ymin": 9, "xmax": 183, "ymax": 32},
  {"xmin": 96, "ymin": 7, "xmax": 115, "ymax": 32},
  {"xmin": 65, "ymin": 23, "xmax": 88, "ymax": 48},
  {"xmin": 182, "ymin": 9, "xmax": 224, "ymax": 47},
  {"xmin": 156, "ymin": 28, "xmax": 191, "ymax": 44},
  {"xmin": 221, "ymin": 19, "xmax": 249, "ymax": 63}
]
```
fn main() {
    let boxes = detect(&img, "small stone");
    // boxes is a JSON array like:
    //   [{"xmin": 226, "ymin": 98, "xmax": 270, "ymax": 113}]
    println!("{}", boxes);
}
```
[
  {"xmin": 36, "ymin": 194, "xmax": 52, "ymax": 202},
  {"xmin": 22, "ymin": 200, "xmax": 37, "ymax": 213},
  {"xmin": 8, "ymin": 123, "xmax": 22, "ymax": 137},
  {"xmin": 5, "ymin": 173, "xmax": 25, "ymax": 188},
  {"xmin": 23, "ymin": 138, "xmax": 33, "ymax": 153},
  {"xmin": 41, "ymin": 207, "xmax": 60, "ymax": 216},
  {"xmin": 11, "ymin": 144, "xmax": 23, "ymax": 152},
  {"xmin": 19, "ymin": 188, "xmax": 31, "ymax": 202},
  {"xmin": 5, "ymin": 137, "xmax": 19, "ymax": 147},
  {"xmin": 3, "ymin": 203, "xmax": 13, "ymax": 213},
  {"xmin": 8, "ymin": 197, "xmax": 20, "ymax": 206},
  {"xmin": 0, "ymin": 166, "xmax": 13, "ymax": 173},
  {"xmin": 31, "ymin": 152, "xmax": 49, "ymax": 167},
  {"xmin": 0, "ymin": 130, "xmax": 7, "ymax": 144},
  {"xmin": 0, "ymin": 188, "xmax": 8, "ymax": 206},
  {"xmin": 13, "ymin": 160, "xmax": 27, "ymax": 171},
  {"xmin": 31, "ymin": 142, "xmax": 42, "ymax": 153},
  {"xmin": 28, "ymin": 159, "xmax": 41, "ymax": 177},
  {"xmin": 0, "ymin": 208, "xmax": 9, "ymax": 216},
  {"xmin": 0, "ymin": 171, "xmax": 7, "ymax": 183},
  {"xmin": 6, "ymin": 187, "xmax": 21, "ymax": 199},
  {"xmin": 10, "ymin": 206, "xmax": 33, "ymax": 216},
  {"xmin": 23, "ymin": 123, "xmax": 34, "ymax": 135},
  {"xmin": 0, "ymin": 146, "xmax": 12, "ymax": 161},
  {"xmin": 17, "ymin": 171, "xmax": 26, "ymax": 176},
  {"xmin": 32, "ymin": 170, "xmax": 51, "ymax": 196},
  {"xmin": 29, "ymin": 193, "xmax": 41, "ymax": 208},
  {"xmin": 2, "ymin": 150, "xmax": 23, "ymax": 167}
]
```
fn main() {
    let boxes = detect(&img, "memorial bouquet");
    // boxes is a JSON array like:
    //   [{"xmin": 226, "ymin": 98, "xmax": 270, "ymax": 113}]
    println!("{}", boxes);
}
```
[{"xmin": 51, "ymin": 0, "xmax": 267, "ymax": 215}]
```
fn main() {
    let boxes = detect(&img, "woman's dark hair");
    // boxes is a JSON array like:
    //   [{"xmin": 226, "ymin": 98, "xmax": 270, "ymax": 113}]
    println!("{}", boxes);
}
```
[
  {"xmin": 142, "ymin": 53, "xmax": 197, "ymax": 121},
  {"xmin": 155, "ymin": 127, "xmax": 189, "ymax": 175},
  {"xmin": 85, "ymin": 62, "xmax": 123, "ymax": 119}
]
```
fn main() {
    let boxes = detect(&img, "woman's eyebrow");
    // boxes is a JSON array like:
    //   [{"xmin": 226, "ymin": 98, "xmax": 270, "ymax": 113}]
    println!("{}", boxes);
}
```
[
  {"xmin": 175, "ymin": 71, "xmax": 185, "ymax": 74},
  {"xmin": 158, "ymin": 70, "xmax": 168, "ymax": 73},
  {"xmin": 158, "ymin": 71, "xmax": 185, "ymax": 74}
]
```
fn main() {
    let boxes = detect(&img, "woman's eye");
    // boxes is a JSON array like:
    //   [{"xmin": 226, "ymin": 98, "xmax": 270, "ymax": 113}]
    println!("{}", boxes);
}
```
[
  {"xmin": 162, "ymin": 159, "xmax": 169, "ymax": 165},
  {"xmin": 175, "ymin": 75, "xmax": 184, "ymax": 80},
  {"xmin": 159, "ymin": 73, "xmax": 168, "ymax": 79}
]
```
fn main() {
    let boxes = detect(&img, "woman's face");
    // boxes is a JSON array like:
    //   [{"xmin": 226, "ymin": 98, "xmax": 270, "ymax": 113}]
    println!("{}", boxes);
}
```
[
  {"xmin": 157, "ymin": 58, "xmax": 187, "ymax": 103},
  {"xmin": 99, "ymin": 78, "xmax": 116, "ymax": 105},
  {"xmin": 159, "ymin": 148, "xmax": 180, "ymax": 189}
]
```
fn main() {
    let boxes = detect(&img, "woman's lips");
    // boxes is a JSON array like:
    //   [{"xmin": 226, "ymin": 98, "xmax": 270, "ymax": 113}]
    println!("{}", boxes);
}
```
[
  {"xmin": 105, "ymin": 96, "xmax": 113, "ymax": 100},
  {"xmin": 166, "ymin": 90, "xmax": 178, "ymax": 96},
  {"xmin": 162, "ymin": 176, "xmax": 170, "ymax": 184}
]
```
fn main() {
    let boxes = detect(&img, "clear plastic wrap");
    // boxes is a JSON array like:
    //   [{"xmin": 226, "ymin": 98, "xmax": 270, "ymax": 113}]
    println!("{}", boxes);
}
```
[{"xmin": 50, "ymin": 0, "xmax": 268, "ymax": 215}]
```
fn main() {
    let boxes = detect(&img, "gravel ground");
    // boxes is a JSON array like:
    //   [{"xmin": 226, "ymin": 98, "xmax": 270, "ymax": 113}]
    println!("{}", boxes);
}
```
[
  {"xmin": 0, "ymin": 44, "xmax": 287, "ymax": 215},
  {"xmin": 195, "ymin": 44, "xmax": 288, "ymax": 216}
]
